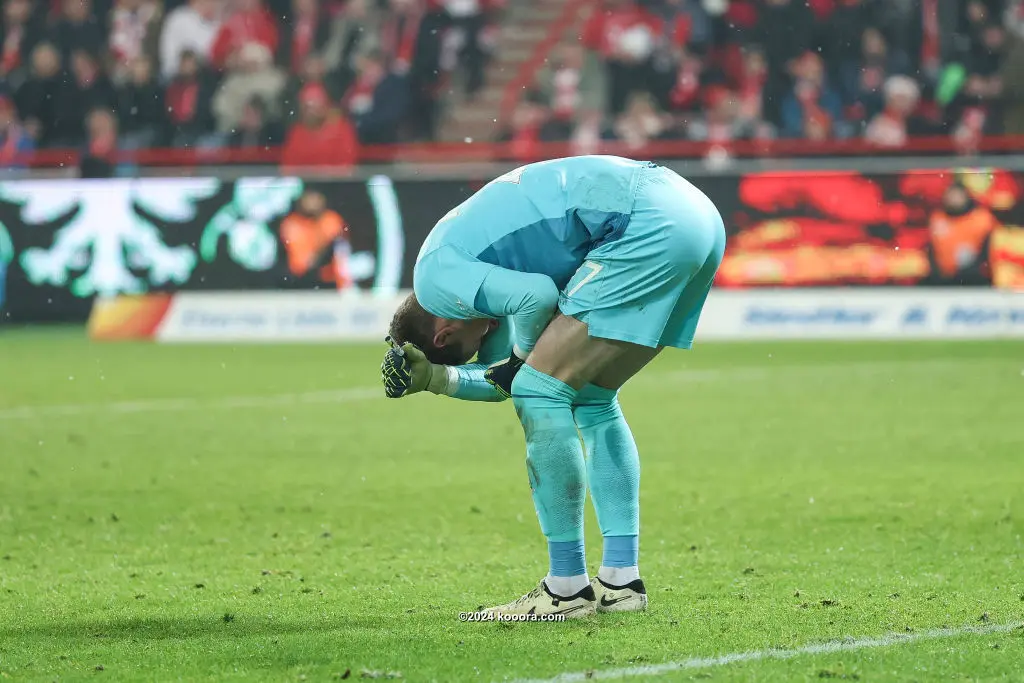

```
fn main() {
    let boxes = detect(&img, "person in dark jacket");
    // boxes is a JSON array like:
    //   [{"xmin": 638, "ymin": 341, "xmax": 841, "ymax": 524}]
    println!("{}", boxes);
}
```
[
  {"xmin": 228, "ymin": 95, "xmax": 284, "ymax": 148},
  {"xmin": 13, "ymin": 41, "xmax": 63, "ymax": 146},
  {"xmin": 48, "ymin": 0, "xmax": 106, "ymax": 63},
  {"xmin": 117, "ymin": 54, "xmax": 166, "ymax": 147},
  {"xmin": 56, "ymin": 49, "xmax": 118, "ymax": 144},
  {"xmin": 345, "ymin": 50, "xmax": 409, "ymax": 144}
]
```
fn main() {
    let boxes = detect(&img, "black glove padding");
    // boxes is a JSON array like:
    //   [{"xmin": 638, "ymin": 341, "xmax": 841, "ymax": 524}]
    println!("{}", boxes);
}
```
[
  {"xmin": 381, "ymin": 347, "xmax": 413, "ymax": 398},
  {"xmin": 484, "ymin": 352, "xmax": 526, "ymax": 399}
]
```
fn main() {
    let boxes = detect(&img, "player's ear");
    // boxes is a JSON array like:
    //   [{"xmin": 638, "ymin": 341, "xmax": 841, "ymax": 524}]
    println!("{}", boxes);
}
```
[{"xmin": 432, "ymin": 322, "xmax": 453, "ymax": 349}]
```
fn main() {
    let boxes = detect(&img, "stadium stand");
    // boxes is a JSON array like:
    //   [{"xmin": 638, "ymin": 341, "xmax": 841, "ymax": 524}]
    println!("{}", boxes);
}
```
[{"xmin": 0, "ymin": 0, "xmax": 1023, "ymax": 168}]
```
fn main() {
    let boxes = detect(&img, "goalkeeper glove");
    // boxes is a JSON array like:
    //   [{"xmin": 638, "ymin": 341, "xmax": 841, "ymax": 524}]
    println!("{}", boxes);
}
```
[
  {"xmin": 380, "ymin": 337, "xmax": 449, "ymax": 398},
  {"xmin": 484, "ymin": 351, "xmax": 526, "ymax": 399}
]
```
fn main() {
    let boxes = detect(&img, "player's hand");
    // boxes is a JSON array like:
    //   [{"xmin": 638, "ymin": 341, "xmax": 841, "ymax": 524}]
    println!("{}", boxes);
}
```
[
  {"xmin": 484, "ymin": 352, "xmax": 526, "ymax": 399},
  {"xmin": 381, "ymin": 344, "xmax": 414, "ymax": 398},
  {"xmin": 381, "ymin": 339, "xmax": 448, "ymax": 398}
]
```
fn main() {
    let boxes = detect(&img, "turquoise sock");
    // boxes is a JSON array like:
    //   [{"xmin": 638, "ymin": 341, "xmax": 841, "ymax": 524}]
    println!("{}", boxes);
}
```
[
  {"xmin": 574, "ymin": 384, "xmax": 640, "ymax": 567},
  {"xmin": 511, "ymin": 365, "xmax": 586, "ymax": 577}
]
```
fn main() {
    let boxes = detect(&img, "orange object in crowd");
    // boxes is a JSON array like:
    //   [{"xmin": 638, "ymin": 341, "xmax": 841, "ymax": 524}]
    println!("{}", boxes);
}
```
[
  {"xmin": 280, "ymin": 201, "xmax": 352, "ymax": 289},
  {"xmin": 928, "ymin": 205, "xmax": 1000, "ymax": 278}
]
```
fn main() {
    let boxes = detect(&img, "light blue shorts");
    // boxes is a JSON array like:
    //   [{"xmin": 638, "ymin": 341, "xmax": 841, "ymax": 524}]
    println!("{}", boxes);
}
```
[{"xmin": 558, "ymin": 165, "xmax": 726, "ymax": 349}]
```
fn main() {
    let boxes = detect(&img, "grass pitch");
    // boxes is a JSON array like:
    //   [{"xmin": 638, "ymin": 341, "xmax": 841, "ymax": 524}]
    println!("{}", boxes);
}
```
[{"xmin": 1, "ymin": 329, "xmax": 1022, "ymax": 682}]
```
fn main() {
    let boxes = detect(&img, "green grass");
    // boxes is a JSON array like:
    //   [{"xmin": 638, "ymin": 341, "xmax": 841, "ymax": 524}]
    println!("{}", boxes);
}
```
[{"xmin": 1, "ymin": 329, "xmax": 1022, "ymax": 682}]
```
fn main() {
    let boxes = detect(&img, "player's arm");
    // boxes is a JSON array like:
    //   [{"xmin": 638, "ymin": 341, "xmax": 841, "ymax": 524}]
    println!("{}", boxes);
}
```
[
  {"xmin": 472, "ymin": 268, "xmax": 559, "ymax": 397},
  {"xmin": 474, "ymin": 268, "xmax": 559, "ymax": 360},
  {"xmin": 443, "ymin": 318, "xmax": 515, "ymax": 402},
  {"xmin": 382, "ymin": 322, "xmax": 513, "ymax": 403}
]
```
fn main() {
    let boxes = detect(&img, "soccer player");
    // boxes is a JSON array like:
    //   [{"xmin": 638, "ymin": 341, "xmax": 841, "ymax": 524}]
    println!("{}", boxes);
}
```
[{"xmin": 382, "ymin": 156, "xmax": 725, "ymax": 618}]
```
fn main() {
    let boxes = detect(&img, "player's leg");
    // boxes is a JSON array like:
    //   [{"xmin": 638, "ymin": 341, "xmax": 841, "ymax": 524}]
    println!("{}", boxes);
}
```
[
  {"xmin": 573, "ymin": 349, "xmax": 662, "ymax": 613},
  {"xmin": 481, "ymin": 317, "xmax": 657, "ymax": 617},
  {"xmin": 582, "ymin": 221, "xmax": 726, "ymax": 613}
]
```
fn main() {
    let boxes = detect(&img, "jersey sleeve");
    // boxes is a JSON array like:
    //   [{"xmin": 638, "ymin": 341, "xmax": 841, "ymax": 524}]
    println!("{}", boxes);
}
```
[
  {"xmin": 476, "ymin": 318, "xmax": 514, "ymax": 365},
  {"xmin": 473, "ymin": 266, "xmax": 559, "ymax": 358},
  {"xmin": 438, "ymin": 319, "xmax": 513, "ymax": 403},
  {"xmin": 413, "ymin": 245, "xmax": 497, "ymax": 320},
  {"xmin": 443, "ymin": 363, "xmax": 506, "ymax": 402}
]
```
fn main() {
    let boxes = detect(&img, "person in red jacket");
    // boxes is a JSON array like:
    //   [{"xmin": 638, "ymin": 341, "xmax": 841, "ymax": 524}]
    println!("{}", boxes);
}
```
[
  {"xmin": 210, "ymin": 0, "xmax": 278, "ymax": 70},
  {"xmin": 281, "ymin": 82, "xmax": 358, "ymax": 169}
]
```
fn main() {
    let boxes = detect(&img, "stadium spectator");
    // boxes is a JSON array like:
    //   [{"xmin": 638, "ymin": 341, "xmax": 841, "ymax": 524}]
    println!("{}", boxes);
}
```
[
  {"xmin": 210, "ymin": 0, "xmax": 279, "ymax": 72},
  {"xmin": 964, "ymin": 21, "xmax": 1008, "ymax": 121},
  {"xmin": 228, "ymin": 95, "xmax": 284, "ymax": 147},
  {"xmin": 282, "ymin": 53, "xmax": 346, "ymax": 124},
  {"xmin": 324, "ymin": 0, "xmax": 378, "ymax": 74},
  {"xmin": 751, "ymin": 0, "xmax": 817, "ymax": 125},
  {"xmin": 117, "ymin": 54, "xmax": 165, "ymax": 147},
  {"xmin": 379, "ymin": 0, "xmax": 423, "ymax": 76},
  {"xmin": 281, "ymin": 82, "xmax": 358, "ymax": 168},
  {"xmin": 213, "ymin": 41, "xmax": 286, "ymax": 135},
  {"xmin": 665, "ymin": 49, "xmax": 703, "ymax": 112},
  {"xmin": 685, "ymin": 84, "xmax": 757, "ymax": 142},
  {"xmin": 58, "ymin": 49, "xmax": 118, "ymax": 143},
  {"xmin": 926, "ymin": 180, "xmax": 997, "ymax": 285},
  {"xmin": 280, "ymin": 0, "xmax": 332, "ymax": 75},
  {"xmin": 159, "ymin": 0, "xmax": 222, "ymax": 80},
  {"xmin": 441, "ymin": 0, "xmax": 492, "ymax": 96},
  {"xmin": 0, "ymin": 94, "xmax": 34, "ymax": 165},
  {"xmin": 780, "ymin": 51, "xmax": 843, "ymax": 139},
  {"xmin": 838, "ymin": 27, "xmax": 910, "ymax": 126},
  {"xmin": 498, "ymin": 91, "xmax": 569, "ymax": 161},
  {"xmin": 1, "ymin": 0, "xmax": 44, "ymax": 86},
  {"xmin": 733, "ymin": 45, "xmax": 771, "ymax": 138},
  {"xmin": 571, "ymin": 109, "xmax": 610, "ymax": 156},
  {"xmin": 822, "ymin": 0, "xmax": 875, "ymax": 76},
  {"xmin": 537, "ymin": 44, "xmax": 605, "ymax": 124},
  {"xmin": 582, "ymin": 0, "xmax": 664, "ymax": 114},
  {"xmin": 864, "ymin": 75, "xmax": 922, "ymax": 148},
  {"xmin": 13, "ymin": 42, "xmax": 62, "ymax": 146},
  {"xmin": 610, "ymin": 90, "xmax": 669, "ymax": 149},
  {"xmin": 80, "ymin": 107, "xmax": 118, "ymax": 178},
  {"xmin": 164, "ymin": 49, "xmax": 217, "ymax": 146},
  {"xmin": 49, "ymin": 0, "xmax": 106, "ymax": 63},
  {"xmin": 404, "ymin": 0, "xmax": 448, "ymax": 140},
  {"xmin": 345, "ymin": 50, "xmax": 409, "ymax": 144},
  {"xmin": 280, "ymin": 188, "xmax": 352, "ymax": 287},
  {"xmin": 108, "ymin": 0, "xmax": 161, "ymax": 82},
  {"xmin": 1001, "ymin": 0, "xmax": 1024, "ymax": 133},
  {"xmin": 654, "ymin": 0, "xmax": 711, "ymax": 50}
]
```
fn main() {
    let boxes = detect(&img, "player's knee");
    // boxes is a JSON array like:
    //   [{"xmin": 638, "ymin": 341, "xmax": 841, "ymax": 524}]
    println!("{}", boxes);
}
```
[
  {"xmin": 511, "ymin": 365, "xmax": 573, "ymax": 403},
  {"xmin": 573, "ymin": 384, "xmax": 622, "ymax": 428}
]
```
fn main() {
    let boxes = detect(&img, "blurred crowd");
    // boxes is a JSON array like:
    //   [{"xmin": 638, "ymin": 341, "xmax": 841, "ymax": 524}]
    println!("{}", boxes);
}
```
[
  {"xmin": 503, "ymin": 0, "xmax": 1024, "ymax": 156},
  {"xmin": 4, "ymin": 0, "xmax": 1024, "ymax": 171},
  {"xmin": 0, "ymin": 0, "xmax": 502, "ymax": 170}
]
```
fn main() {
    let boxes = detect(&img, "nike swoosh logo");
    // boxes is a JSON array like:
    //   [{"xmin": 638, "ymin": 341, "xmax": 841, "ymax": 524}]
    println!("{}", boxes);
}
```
[
  {"xmin": 600, "ymin": 595, "xmax": 628, "ymax": 607},
  {"xmin": 553, "ymin": 604, "xmax": 592, "ymax": 616}
]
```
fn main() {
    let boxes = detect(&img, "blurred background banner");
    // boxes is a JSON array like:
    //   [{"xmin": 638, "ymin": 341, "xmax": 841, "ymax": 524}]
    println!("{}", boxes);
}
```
[
  {"xmin": 0, "ymin": 173, "xmax": 405, "ymax": 322},
  {"xmin": 85, "ymin": 288, "xmax": 1024, "ymax": 342},
  {"xmin": 2, "ymin": 164, "xmax": 1023, "ymax": 324}
]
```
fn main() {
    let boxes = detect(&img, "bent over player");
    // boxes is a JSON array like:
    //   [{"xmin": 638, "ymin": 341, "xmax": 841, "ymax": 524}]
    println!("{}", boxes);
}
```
[{"xmin": 382, "ymin": 156, "xmax": 726, "ymax": 618}]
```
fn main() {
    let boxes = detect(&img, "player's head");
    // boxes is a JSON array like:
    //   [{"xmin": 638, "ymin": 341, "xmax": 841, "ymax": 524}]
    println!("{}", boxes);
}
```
[{"xmin": 388, "ymin": 293, "xmax": 494, "ymax": 366}]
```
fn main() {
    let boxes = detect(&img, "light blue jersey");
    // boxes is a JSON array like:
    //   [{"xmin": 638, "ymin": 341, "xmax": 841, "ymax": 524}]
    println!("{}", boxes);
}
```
[
  {"xmin": 416, "ymin": 156, "xmax": 726, "ymax": 402},
  {"xmin": 415, "ymin": 156, "xmax": 650, "ymax": 316}
]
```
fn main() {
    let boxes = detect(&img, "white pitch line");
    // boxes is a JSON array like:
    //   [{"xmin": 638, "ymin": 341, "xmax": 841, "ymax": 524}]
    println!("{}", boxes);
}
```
[
  {"xmin": 0, "ymin": 358, "xmax": 1012, "ymax": 422},
  {"xmin": 507, "ymin": 621, "xmax": 1024, "ymax": 683},
  {"xmin": 0, "ymin": 387, "xmax": 381, "ymax": 421}
]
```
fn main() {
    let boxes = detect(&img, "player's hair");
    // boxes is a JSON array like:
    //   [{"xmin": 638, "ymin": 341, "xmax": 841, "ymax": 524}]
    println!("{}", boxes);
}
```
[{"xmin": 388, "ymin": 293, "xmax": 468, "ymax": 366}]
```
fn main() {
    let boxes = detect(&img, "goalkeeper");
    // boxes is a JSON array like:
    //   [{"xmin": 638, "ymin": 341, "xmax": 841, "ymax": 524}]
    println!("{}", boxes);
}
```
[{"xmin": 382, "ymin": 155, "xmax": 725, "ymax": 619}]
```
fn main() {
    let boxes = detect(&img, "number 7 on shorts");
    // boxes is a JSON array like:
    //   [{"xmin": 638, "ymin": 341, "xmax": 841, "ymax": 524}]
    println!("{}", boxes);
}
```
[{"xmin": 566, "ymin": 261, "xmax": 603, "ymax": 298}]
